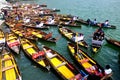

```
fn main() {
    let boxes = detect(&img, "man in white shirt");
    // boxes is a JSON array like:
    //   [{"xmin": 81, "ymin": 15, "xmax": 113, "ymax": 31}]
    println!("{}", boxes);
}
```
[{"xmin": 101, "ymin": 65, "xmax": 113, "ymax": 80}]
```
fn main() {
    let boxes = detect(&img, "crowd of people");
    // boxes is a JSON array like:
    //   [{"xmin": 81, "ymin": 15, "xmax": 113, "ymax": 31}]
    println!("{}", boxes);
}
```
[{"xmin": 93, "ymin": 27, "xmax": 105, "ymax": 41}]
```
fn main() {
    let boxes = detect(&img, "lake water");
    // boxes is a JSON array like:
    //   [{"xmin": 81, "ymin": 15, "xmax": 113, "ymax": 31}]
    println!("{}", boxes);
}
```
[{"xmin": 2, "ymin": 0, "xmax": 120, "ymax": 80}]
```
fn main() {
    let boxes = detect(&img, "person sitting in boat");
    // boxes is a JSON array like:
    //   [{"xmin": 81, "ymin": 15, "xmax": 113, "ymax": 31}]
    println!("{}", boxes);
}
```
[
  {"xmin": 92, "ymin": 19, "xmax": 97, "ymax": 25},
  {"xmin": 15, "ymin": 14, "xmax": 20, "ymax": 21},
  {"xmin": 45, "ymin": 49, "xmax": 53, "ymax": 57},
  {"xmin": 72, "ymin": 33, "xmax": 84, "ymax": 42},
  {"xmin": 93, "ymin": 28, "xmax": 104, "ymax": 40},
  {"xmin": 48, "ymin": 17, "xmax": 52, "ymax": 22},
  {"xmin": 87, "ymin": 18, "xmax": 91, "ymax": 25},
  {"xmin": 99, "ymin": 32, "xmax": 105, "ymax": 41},
  {"xmin": 77, "ymin": 33, "xmax": 84, "ymax": 41},
  {"xmin": 23, "ymin": 17, "xmax": 30, "ymax": 23},
  {"xmin": 36, "ymin": 21, "xmax": 44, "ymax": 28},
  {"xmin": 104, "ymin": 20, "xmax": 109, "ymax": 27},
  {"xmin": 73, "ymin": 16, "xmax": 78, "ymax": 21},
  {"xmin": 48, "ymin": 18, "xmax": 55, "ymax": 24},
  {"xmin": 101, "ymin": 65, "xmax": 113, "ymax": 80},
  {"xmin": 40, "ymin": 10, "xmax": 44, "ymax": 14}
]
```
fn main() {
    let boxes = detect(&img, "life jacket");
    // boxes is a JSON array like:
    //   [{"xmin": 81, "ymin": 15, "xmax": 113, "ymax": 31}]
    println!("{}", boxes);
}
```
[{"xmin": 32, "ymin": 51, "xmax": 45, "ymax": 59}]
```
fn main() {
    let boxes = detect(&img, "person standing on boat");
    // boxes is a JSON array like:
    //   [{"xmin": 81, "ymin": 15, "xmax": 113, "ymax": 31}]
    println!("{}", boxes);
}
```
[{"xmin": 101, "ymin": 65, "xmax": 113, "ymax": 80}]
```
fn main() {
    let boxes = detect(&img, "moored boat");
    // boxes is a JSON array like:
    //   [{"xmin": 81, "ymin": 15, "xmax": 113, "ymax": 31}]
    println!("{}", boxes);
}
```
[
  {"xmin": 105, "ymin": 37, "xmax": 120, "ymax": 47},
  {"xmin": 26, "ymin": 28, "xmax": 59, "ymax": 43},
  {"xmin": 68, "ymin": 42, "xmax": 105, "ymax": 79},
  {"xmin": 23, "ymin": 24, "xmax": 50, "ymax": 29},
  {"xmin": 10, "ymin": 27, "xmax": 25, "ymax": 37},
  {"xmin": 20, "ymin": 38, "xmax": 50, "ymax": 70},
  {"xmin": 0, "ymin": 29, "xmax": 5, "ymax": 52},
  {"xmin": 92, "ymin": 28, "xmax": 105, "ymax": 53},
  {"xmin": 22, "ymin": 22, "xmax": 50, "ymax": 29},
  {"xmin": 40, "ymin": 8, "xmax": 60, "ymax": 12},
  {"xmin": 43, "ymin": 23, "xmax": 58, "ymax": 26},
  {"xmin": 59, "ymin": 26, "xmax": 88, "ymax": 48},
  {"xmin": 6, "ymin": 32, "xmax": 21, "ymax": 54},
  {"xmin": 0, "ymin": 47, "xmax": 22, "ymax": 80},
  {"xmin": 60, "ymin": 22, "xmax": 81, "ymax": 27},
  {"xmin": 43, "ymin": 46, "xmax": 88, "ymax": 80}
]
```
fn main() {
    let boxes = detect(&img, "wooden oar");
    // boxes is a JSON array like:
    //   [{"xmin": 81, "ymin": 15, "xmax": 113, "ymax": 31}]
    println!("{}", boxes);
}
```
[{"xmin": 76, "ymin": 32, "xmax": 84, "ymax": 59}]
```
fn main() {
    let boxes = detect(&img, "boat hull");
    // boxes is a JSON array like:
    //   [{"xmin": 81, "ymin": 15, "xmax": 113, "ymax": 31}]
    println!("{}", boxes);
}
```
[
  {"xmin": 43, "ymin": 46, "xmax": 88, "ymax": 80},
  {"xmin": 0, "ymin": 48, "xmax": 22, "ymax": 80},
  {"xmin": 20, "ymin": 38, "xmax": 50, "ymax": 70}
]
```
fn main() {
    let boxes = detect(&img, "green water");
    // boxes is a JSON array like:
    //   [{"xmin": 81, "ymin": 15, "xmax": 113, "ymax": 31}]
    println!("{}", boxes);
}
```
[{"xmin": 2, "ymin": 0, "xmax": 120, "ymax": 80}]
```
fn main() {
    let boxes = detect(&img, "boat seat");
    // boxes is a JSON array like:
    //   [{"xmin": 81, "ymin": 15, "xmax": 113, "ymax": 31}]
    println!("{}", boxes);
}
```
[
  {"xmin": 24, "ymin": 45, "xmax": 33, "ymax": 49},
  {"xmin": 2, "ymin": 57, "xmax": 12, "ymax": 61},
  {"xmin": 2, "ymin": 65, "xmax": 15, "ymax": 72},
  {"xmin": 56, "ymin": 62, "xmax": 67, "ymax": 68},
  {"xmin": 2, "ymin": 52, "xmax": 10, "ymax": 56},
  {"xmin": 21, "ymin": 40, "xmax": 27, "ymax": 44},
  {"xmin": 7, "ymin": 37, "xmax": 16, "ymax": 41},
  {"xmin": 0, "ymin": 35, "xmax": 4, "ymax": 38},
  {"xmin": 49, "ymin": 54, "xmax": 57, "ymax": 59}
]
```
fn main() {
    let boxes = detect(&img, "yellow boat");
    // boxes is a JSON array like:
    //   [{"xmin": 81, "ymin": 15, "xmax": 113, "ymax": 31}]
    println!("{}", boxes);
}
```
[
  {"xmin": 6, "ymin": 32, "xmax": 20, "ymax": 54},
  {"xmin": 0, "ymin": 29, "xmax": 5, "ymax": 52},
  {"xmin": 20, "ymin": 38, "xmax": 50, "ymax": 70},
  {"xmin": 59, "ymin": 26, "xmax": 88, "ymax": 48},
  {"xmin": 10, "ymin": 27, "xmax": 24, "ymax": 37},
  {"xmin": 43, "ymin": 46, "xmax": 88, "ymax": 80},
  {"xmin": 26, "ymin": 28, "xmax": 58, "ymax": 43},
  {"xmin": 10, "ymin": 27, "xmax": 37, "ymax": 41},
  {"xmin": 68, "ymin": 42, "xmax": 105, "ymax": 79},
  {"xmin": 0, "ymin": 47, "xmax": 22, "ymax": 80}
]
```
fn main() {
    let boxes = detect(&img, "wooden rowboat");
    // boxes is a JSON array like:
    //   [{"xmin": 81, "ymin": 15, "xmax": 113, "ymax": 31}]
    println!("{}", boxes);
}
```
[
  {"xmin": 6, "ymin": 32, "xmax": 21, "ymax": 54},
  {"xmin": 22, "ymin": 23, "xmax": 50, "ymax": 29},
  {"xmin": 20, "ymin": 38, "xmax": 50, "ymax": 70},
  {"xmin": 59, "ymin": 17, "xmax": 81, "ymax": 27},
  {"xmin": 92, "ymin": 28, "xmax": 105, "ymax": 53},
  {"xmin": 59, "ymin": 26, "xmax": 88, "ymax": 48},
  {"xmin": 76, "ymin": 19, "xmax": 116, "ymax": 29},
  {"xmin": 68, "ymin": 42, "xmax": 105, "ymax": 79},
  {"xmin": 10, "ymin": 27, "xmax": 25, "ymax": 37},
  {"xmin": 0, "ymin": 29, "xmax": 5, "ymax": 52},
  {"xmin": 43, "ymin": 23, "xmax": 58, "ymax": 26},
  {"xmin": 43, "ymin": 46, "xmax": 88, "ymax": 80},
  {"xmin": 40, "ymin": 8, "xmax": 60, "ymax": 12},
  {"xmin": 10, "ymin": 27, "xmax": 38, "ymax": 41},
  {"xmin": 60, "ymin": 22, "xmax": 81, "ymax": 27},
  {"xmin": 0, "ymin": 47, "xmax": 22, "ymax": 80},
  {"xmin": 26, "ymin": 28, "xmax": 59, "ymax": 43},
  {"xmin": 105, "ymin": 37, "xmax": 120, "ymax": 47}
]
